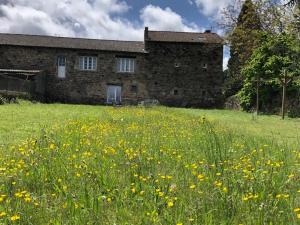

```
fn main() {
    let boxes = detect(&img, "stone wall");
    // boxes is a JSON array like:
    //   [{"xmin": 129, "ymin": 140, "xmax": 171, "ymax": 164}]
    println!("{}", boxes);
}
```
[
  {"xmin": 0, "ymin": 46, "xmax": 148, "ymax": 104},
  {"xmin": 145, "ymin": 41, "xmax": 224, "ymax": 108},
  {"xmin": 0, "ymin": 42, "xmax": 224, "ymax": 107}
]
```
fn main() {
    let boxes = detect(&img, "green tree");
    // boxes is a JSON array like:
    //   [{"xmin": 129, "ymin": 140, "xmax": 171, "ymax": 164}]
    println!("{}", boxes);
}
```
[
  {"xmin": 240, "ymin": 33, "xmax": 300, "ymax": 118},
  {"xmin": 264, "ymin": 34, "xmax": 300, "ymax": 119},
  {"xmin": 226, "ymin": 0, "xmax": 262, "ymax": 96},
  {"xmin": 291, "ymin": 4, "xmax": 300, "ymax": 39},
  {"xmin": 284, "ymin": 0, "xmax": 300, "ymax": 7}
]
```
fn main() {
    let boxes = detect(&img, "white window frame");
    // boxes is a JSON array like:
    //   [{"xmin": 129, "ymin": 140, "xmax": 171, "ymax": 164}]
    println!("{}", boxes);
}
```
[
  {"xmin": 79, "ymin": 56, "xmax": 97, "ymax": 71},
  {"xmin": 116, "ymin": 57, "xmax": 135, "ymax": 73},
  {"xmin": 57, "ymin": 56, "xmax": 66, "ymax": 79},
  {"xmin": 107, "ymin": 85, "xmax": 122, "ymax": 104}
]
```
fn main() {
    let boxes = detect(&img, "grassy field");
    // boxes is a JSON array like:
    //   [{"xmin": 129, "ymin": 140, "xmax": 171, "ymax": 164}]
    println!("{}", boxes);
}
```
[
  {"xmin": 1, "ymin": 102, "xmax": 300, "ymax": 146},
  {"xmin": 0, "ymin": 103, "xmax": 299, "ymax": 224}
]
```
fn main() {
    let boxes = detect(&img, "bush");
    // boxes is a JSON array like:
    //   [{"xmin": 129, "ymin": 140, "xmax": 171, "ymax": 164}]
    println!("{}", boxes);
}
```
[
  {"xmin": 288, "ymin": 106, "xmax": 300, "ymax": 118},
  {"xmin": 0, "ymin": 95, "xmax": 8, "ymax": 105}
]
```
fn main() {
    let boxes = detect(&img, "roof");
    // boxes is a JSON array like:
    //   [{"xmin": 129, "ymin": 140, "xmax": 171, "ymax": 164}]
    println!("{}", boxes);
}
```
[
  {"xmin": 0, "ymin": 33, "xmax": 145, "ymax": 53},
  {"xmin": 0, "ymin": 69, "xmax": 42, "ymax": 78},
  {"xmin": 146, "ymin": 30, "xmax": 223, "ymax": 44},
  {"xmin": 0, "ymin": 69, "xmax": 42, "ymax": 74}
]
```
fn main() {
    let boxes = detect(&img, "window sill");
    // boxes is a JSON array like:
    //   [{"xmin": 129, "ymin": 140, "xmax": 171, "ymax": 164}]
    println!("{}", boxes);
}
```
[
  {"xmin": 116, "ymin": 72, "xmax": 135, "ymax": 74},
  {"xmin": 78, "ymin": 69, "xmax": 97, "ymax": 72}
]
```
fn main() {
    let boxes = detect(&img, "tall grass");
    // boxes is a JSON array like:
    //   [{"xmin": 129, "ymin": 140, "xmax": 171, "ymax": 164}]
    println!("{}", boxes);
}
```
[{"xmin": 0, "ymin": 107, "xmax": 299, "ymax": 224}]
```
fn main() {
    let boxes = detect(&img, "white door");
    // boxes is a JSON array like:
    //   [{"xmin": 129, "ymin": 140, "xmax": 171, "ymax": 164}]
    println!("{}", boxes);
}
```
[
  {"xmin": 107, "ymin": 85, "xmax": 122, "ymax": 104},
  {"xmin": 57, "ymin": 56, "xmax": 66, "ymax": 78}
]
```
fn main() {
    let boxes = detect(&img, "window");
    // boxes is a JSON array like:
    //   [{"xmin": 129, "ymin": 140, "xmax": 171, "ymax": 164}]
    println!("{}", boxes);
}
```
[
  {"xmin": 174, "ymin": 63, "xmax": 181, "ymax": 68},
  {"xmin": 117, "ymin": 58, "xmax": 135, "ymax": 73},
  {"xmin": 57, "ymin": 56, "xmax": 66, "ymax": 78},
  {"xmin": 57, "ymin": 56, "xmax": 66, "ymax": 67},
  {"xmin": 130, "ymin": 85, "xmax": 138, "ymax": 93},
  {"xmin": 107, "ymin": 85, "xmax": 122, "ymax": 104},
  {"xmin": 173, "ymin": 89, "xmax": 178, "ymax": 95},
  {"xmin": 79, "ymin": 56, "xmax": 97, "ymax": 71}
]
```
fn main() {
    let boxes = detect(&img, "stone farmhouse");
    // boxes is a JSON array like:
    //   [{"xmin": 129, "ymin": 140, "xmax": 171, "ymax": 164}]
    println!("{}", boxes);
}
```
[{"xmin": 0, "ymin": 28, "xmax": 224, "ymax": 107}]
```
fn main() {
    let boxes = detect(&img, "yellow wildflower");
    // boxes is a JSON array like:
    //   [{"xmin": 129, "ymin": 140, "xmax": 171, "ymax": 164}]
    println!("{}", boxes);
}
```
[
  {"xmin": 14, "ymin": 192, "xmax": 23, "ymax": 198},
  {"xmin": 197, "ymin": 174, "xmax": 205, "ymax": 180},
  {"xmin": 288, "ymin": 174, "xmax": 295, "ymax": 179},
  {"xmin": 242, "ymin": 196, "xmax": 249, "ymax": 201},
  {"xmin": 10, "ymin": 215, "xmax": 20, "ymax": 221},
  {"xmin": 167, "ymin": 201, "xmax": 174, "ymax": 208},
  {"xmin": 0, "ymin": 212, "xmax": 6, "ymax": 217},
  {"xmin": 24, "ymin": 197, "xmax": 32, "ymax": 202},
  {"xmin": 214, "ymin": 181, "xmax": 222, "ymax": 187},
  {"xmin": 190, "ymin": 184, "xmax": 196, "ymax": 189}
]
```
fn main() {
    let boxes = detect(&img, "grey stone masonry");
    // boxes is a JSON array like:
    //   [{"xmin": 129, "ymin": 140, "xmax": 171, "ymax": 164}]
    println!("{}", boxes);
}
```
[{"xmin": 0, "ymin": 28, "xmax": 224, "ymax": 107}]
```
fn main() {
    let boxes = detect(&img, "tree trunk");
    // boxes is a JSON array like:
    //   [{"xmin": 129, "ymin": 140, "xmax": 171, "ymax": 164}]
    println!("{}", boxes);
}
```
[
  {"xmin": 256, "ymin": 79, "xmax": 260, "ymax": 115},
  {"xmin": 282, "ymin": 83, "xmax": 287, "ymax": 120},
  {"xmin": 281, "ymin": 69, "xmax": 291, "ymax": 120}
]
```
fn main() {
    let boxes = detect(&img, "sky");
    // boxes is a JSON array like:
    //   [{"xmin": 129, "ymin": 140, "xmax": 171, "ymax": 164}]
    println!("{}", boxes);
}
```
[{"xmin": 0, "ymin": 0, "xmax": 232, "ymax": 69}]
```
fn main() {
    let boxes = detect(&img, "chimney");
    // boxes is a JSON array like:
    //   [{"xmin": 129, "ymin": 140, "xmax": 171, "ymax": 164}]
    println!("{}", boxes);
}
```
[
  {"xmin": 144, "ymin": 27, "xmax": 149, "ymax": 40},
  {"xmin": 204, "ymin": 29, "xmax": 211, "ymax": 33}
]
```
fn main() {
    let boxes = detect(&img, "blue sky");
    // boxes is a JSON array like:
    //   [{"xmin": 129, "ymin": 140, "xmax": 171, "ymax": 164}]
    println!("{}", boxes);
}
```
[
  {"xmin": 0, "ymin": 0, "xmax": 231, "ymax": 68},
  {"xmin": 125, "ymin": 0, "xmax": 212, "ymax": 30}
]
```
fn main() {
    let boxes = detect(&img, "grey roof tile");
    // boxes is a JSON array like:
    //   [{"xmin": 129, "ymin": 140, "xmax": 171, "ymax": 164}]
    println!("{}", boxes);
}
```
[
  {"xmin": 147, "ymin": 30, "xmax": 223, "ymax": 44},
  {"xmin": 0, "ymin": 33, "xmax": 145, "ymax": 53}
]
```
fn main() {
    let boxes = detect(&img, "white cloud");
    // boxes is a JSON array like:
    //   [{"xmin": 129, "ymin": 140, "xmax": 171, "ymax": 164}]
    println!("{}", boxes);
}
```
[
  {"xmin": 223, "ymin": 55, "xmax": 229, "ymax": 70},
  {"xmin": 0, "ymin": 1, "xmax": 202, "ymax": 41},
  {"xmin": 0, "ymin": 4, "xmax": 75, "ymax": 36},
  {"xmin": 188, "ymin": 0, "xmax": 194, "ymax": 6},
  {"xmin": 194, "ymin": 0, "xmax": 232, "ymax": 16},
  {"xmin": 0, "ymin": 0, "xmax": 143, "ymax": 40},
  {"xmin": 223, "ymin": 45, "xmax": 230, "ymax": 70},
  {"xmin": 140, "ymin": 5, "xmax": 200, "ymax": 32}
]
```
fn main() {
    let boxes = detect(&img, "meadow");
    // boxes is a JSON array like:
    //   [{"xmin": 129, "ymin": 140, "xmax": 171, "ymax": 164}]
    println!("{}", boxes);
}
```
[{"xmin": 0, "ymin": 102, "xmax": 299, "ymax": 224}]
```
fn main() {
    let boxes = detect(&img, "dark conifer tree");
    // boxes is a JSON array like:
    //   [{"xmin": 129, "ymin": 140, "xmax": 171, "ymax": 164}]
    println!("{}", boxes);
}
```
[{"xmin": 226, "ymin": 0, "xmax": 262, "ymax": 96}]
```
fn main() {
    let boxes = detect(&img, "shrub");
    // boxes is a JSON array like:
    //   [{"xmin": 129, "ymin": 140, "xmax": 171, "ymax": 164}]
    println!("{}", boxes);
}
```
[
  {"xmin": 0, "ymin": 95, "xmax": 8, "ymax": 105},
  {"xmin": 288, "ymin": 106, "xmax": 300, "ymax": 118}
]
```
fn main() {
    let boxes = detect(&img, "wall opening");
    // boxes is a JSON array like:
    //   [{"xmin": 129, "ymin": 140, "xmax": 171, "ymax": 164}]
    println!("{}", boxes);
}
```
[{"xmin": 130, "ymin": 85, "xmax": 138, "ymax": 93}]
